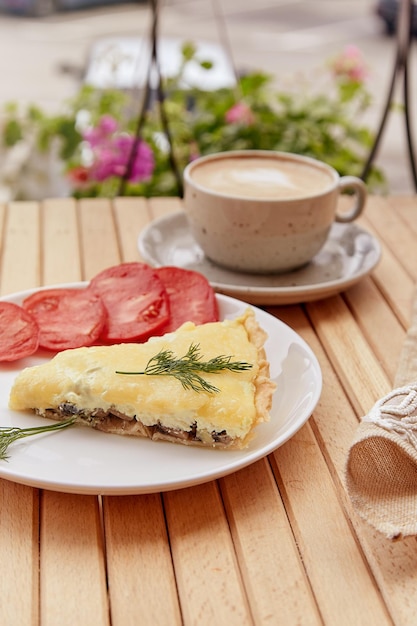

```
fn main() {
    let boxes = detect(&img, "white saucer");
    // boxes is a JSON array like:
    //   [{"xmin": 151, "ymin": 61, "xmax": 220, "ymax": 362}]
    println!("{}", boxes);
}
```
[{"xmin": 138, "ymin": 211, "xmax": 381, "ymax": 305}]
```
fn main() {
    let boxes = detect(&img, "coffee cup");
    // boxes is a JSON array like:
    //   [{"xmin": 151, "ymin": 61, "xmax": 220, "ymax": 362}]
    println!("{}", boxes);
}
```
[{"xmin": 183, "ymin": 150, "xmax": 367, "ymax": 274}]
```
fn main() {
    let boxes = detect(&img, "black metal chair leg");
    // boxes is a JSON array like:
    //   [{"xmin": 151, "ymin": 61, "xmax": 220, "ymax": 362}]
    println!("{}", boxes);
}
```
[
  {"xmin": 402, "ymin": 46, "xmax": 417, "ymax": 189},
  {"xmin": 361, "ymin": 0, "xmax": 417, "ymax": 192}
]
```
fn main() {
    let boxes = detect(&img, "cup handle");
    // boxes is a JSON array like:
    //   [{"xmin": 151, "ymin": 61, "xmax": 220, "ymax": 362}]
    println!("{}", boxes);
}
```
[{"xmin": 335, "ymin": 176, "xmax": 367, "ymax": 223}]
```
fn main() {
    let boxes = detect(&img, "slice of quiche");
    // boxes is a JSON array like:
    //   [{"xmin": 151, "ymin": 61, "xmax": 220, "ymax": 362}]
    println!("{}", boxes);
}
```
[{"xmin": 9, "ymin": 309, "xmax": 276, "ymax": 449}]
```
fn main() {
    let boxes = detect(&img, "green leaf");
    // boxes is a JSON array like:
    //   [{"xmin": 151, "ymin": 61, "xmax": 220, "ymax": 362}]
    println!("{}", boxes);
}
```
[{"xmin": 3, "ymin": 119, "xmax": 23, "ymax": 146}]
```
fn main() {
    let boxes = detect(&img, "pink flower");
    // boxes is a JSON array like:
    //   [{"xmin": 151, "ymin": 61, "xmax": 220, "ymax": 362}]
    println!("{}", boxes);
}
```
[
  {"xmin": 83, "ymin": 115, "xmax": 119, "ymax": 148},
  {"xmin": 225, "ymin": 102, "xmax": 255, "ymax": 125},
  {"xmin": 330, "ymin": 45, "xmax": 368, "ymax": 83},
  {"xmin": 81, "ymin": 116, "xmax": 155, "ymax": 184},
  {"xmin": 126, "ymin": 139, "xmax": 155, "ymax": 182},
  {"xmin": 90, "ymin": 145, "xmax": 119, "ymax": 181}
]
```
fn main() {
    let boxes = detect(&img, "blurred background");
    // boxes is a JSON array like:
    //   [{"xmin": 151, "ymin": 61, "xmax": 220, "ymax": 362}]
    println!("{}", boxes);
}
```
[{"xmin": 0, "ymin": 0, "xmax": 414, "ymax": 194}]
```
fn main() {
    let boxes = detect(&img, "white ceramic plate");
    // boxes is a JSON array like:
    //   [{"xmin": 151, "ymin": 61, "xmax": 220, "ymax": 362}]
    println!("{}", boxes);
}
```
[
  {"xmin": 0, "ymin": 285, "xmax": 322, "ymax": 495},
  {"xmin": 138, "ymin": 211, "xmax": 381, "ymax": 305}
]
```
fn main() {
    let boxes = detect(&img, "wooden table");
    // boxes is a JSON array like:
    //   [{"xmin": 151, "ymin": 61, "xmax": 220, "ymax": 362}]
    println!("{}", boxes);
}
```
[{"xmin": 0, "ymin": 194, "xmax": 416, "ymax": 626}]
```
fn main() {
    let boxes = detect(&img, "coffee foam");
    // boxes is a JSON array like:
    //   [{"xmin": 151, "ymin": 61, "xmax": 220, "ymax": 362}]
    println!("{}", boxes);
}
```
[{"xmin": 191, "ymin": 156, "xmax": 333, "ymax": 199}]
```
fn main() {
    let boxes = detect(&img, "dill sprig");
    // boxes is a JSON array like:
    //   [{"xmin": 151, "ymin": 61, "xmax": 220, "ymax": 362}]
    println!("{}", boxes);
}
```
[
  {"xmin": 115, "ymin": 343, "xmax": 253, "ymax": 393},
  {"xmin": 0, "ymin": 417, "xmax": 76, "ymax": 461}
]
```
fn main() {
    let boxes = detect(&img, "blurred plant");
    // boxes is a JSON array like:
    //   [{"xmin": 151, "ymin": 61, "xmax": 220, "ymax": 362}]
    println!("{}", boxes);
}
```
[
  {"xmin": 0, "ymin": 42, "xmax": 385, "ymax": 200},
  {"xmin": 330, "ymin": 44, "xmax": 369, "ymax": 84}
]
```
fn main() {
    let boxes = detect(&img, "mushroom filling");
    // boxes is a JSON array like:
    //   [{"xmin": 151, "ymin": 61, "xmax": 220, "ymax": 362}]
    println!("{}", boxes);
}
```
[{"xmin": 36, "ymin": 402, "xmax": 233, "ymax": 446}]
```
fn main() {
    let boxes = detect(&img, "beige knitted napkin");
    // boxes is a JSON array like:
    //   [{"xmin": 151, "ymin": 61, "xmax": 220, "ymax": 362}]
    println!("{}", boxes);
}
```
[{"xmin": 345, "ymin": 291, "xmax": 417, "ymax": 540}]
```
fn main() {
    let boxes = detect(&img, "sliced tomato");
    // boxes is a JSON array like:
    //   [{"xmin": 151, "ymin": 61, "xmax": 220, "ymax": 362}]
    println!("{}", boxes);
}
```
[
  {"xmin": 89, "ymin": 262, "xmax": 170, "ymax": 342},
  {"xmin": 155, "ymin": 266, "xmax": 219, "ymax": 333},
  {"xmin": 0, "ymin": 302, "xmax": 39, "ymax": 361},
  {"xmin": 23, "ymin": 288, "xmax": 107, "ymax": 351}
]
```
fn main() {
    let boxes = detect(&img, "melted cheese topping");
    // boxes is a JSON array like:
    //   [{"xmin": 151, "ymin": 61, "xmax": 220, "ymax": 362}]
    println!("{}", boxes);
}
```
[{"xmin": 9, "ymin": 309, "xmax": 275, "ymax": 443}]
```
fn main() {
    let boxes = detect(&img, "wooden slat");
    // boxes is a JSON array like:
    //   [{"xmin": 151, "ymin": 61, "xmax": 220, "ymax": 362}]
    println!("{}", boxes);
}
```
[
  {"xmin": 104, "ymin": 197, "xmax": 182, "ymax": 624},
  {"xmin": 359, "ymin": 213, "xmax": 414, "ymax": 330},
  {"xmin": 343, "ymin": 277, "xmax": 406, "ymax": 383},
  {"xmin": 277, "ymin": 305, "xmax": 364, "ymax": 490},
  {"xmin": 0, "ymin": 201, "xmax": 42, "ymax": 626},
  {"xmin": 148, "ymin": 196, "xmax": 183, "ymax": 220},
  {"xmin": 386, "ymin": 195, "xmax": 417, "ymax": 234},
  {"xmin": 0, "ymin": 201, "xmax": 41, "ymax": 294},
  {"xmin": 0, "ymin": 482, "xmax": 39, "ymax": 626},
  {"xmin": 220, "ymin": 458, "xmax": 322, "ymax": 625},
  {"xmin": 164, "ymin": 481, "xmax": 252, "ymax": 626},
  {"xmin": 104, "ymin": 495, "xmax": 182, "ymax": 625},
  {"xmin": 363, "ymin": 195, "xmax": 417, "ymax": 280},
  {"xmin": 40, "ymin": 492, "xmax": 109, "ymax": 626},
  {"xmin": 268, "ymin": 308, "xmax": 392, "ymax": 625},
  {"xmin": 272, "ymin": 424, "xmax": 392, "ymax": 626},
  {"xmin": 77, "ymin": 198, "xmax": 121, "ymax": 279},
  {"xmin": 307, "ymin": 295, "xmax": 391, "ymax": 415},
  {"xmin": 103, "ymin": 195, "xmax": 181, "ymax": 625},
  {"xmin": 113, "ymin": 197, "xmax": 152, "ymax": 263},
  {"xmin": 42, "ymin": 198, "xmax": 81, "ymax": 285},
  {"xmin": 360, "ymin": 211, "xmax": 414, "ymax": 328},
  {"xmin": 37, "ymin": 198, "xmax": 109, "ymax": 626}
]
